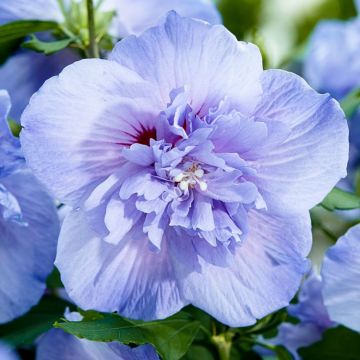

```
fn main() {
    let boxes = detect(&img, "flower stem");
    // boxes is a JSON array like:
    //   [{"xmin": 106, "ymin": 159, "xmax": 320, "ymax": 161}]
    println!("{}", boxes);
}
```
[
  {"xmin": 212, "ymin": 333, "xmax": 233, "ymax": 360},
  {"xmin": 86, "ymin": 0, "xmax": 99, "ymax": 58}
]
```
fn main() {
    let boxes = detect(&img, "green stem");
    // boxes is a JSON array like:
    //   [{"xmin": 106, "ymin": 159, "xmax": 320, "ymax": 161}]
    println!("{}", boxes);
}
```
[
  {"xmin": 239, "ymin": 337, "xmax": 275, "ymax": 351},
  {"xmin": 86, "ymin": 0, "xmax": 99, "ymax": 58},
  {"xmin": 212, "ymin": 333, "xmax": 233, "ymax": 360}
]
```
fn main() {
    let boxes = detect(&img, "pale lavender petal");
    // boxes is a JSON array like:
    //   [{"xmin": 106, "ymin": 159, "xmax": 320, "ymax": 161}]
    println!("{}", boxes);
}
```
[
  {"xmin": 122, "ymin": 143, "xmax": 155, "ymax": 166},
  {"xmin": 56, "ymin": 210, "xmax": 187, "ymax": 320},
  {"xmin": 251, "ymin": 69, "xmax": 348, "ymax": 215},
  {"xmin": 322, "ymin": 224, "xmax": 360, "ymax": 332},
  {"xmin": 170, "ymin": 210, "xmax": 311, "ymax": 327},
  {"xmin": 210, "ymin": 112, "xmax": 268, "ymax": 154},
  {"xmin": 0, "ymin": 171, "xmax": 59, "ymax": 323},
  {"xmin": 111, "ymin": 12, "xmax": 263, "ymax": 116},
  {"xmin": 191, "ymin": 193, "xmax": 215, "ymax": 231},
  {"xmin": 103, "ymin": 196, "xmax": 141, "ymax": 245},
  {"xmin": 21, "ymin": 59, "xmax": 163, "ymax": 206}
]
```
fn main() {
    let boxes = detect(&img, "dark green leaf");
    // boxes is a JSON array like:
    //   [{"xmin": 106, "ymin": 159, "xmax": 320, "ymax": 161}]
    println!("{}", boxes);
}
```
[
  {"xmin": 273, "ymin": 346, "xmax": 293, "ymax": 360},
  {"xmin": 320, "ymin": 187, "xmax": 360, "ymax": 211},
  {"xmin": 46, "ymin": 267, "xmax": 63, "ymax": 289},
  {"xmin": 0, "ymin": 20, "xmax": 58, "ymax": 44},
  {"xmin": 341, "ymin": 87, "xmax": 360, "ymax": 118},
  {"xmin": 299, "ymin": 326, "xmax": 360, "ymax": 359},
  {"xmin": 181, "ymin": 345, "xmax": 215, "ymax": 360},
  {"xmin": 0, "ymin": 296, "xmax": 73, "ymax": 347},
  {"xmin": 242, "ymin": 310, "xmax": 288, "ymax": 336},
  {"xmin": 0, "ymin": 39, "xmax": 22, "ymax": 65},
  {"xmin": 22, "ymin": 34, "xmax": 75, "ymax": 55},
  {"xmin": 56, "ymin": 311, "xmax": 200, "ymax": 360}
]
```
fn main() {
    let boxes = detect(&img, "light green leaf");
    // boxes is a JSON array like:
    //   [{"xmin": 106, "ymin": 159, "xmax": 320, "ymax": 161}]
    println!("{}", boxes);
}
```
[
  {"xmin": 320, "ymin": 187, "xmax": 360, "ymax": 211},
  {"xmin": 22, "ymin": 34, "xmax": 75, "ymax": 55},
  {"xmin": 55, "ymin": 311, "xmax": 200, "ymax": 360},
  {"xmin": 0, "ymin": 20, "xmax": 58, "ymax": 44}
]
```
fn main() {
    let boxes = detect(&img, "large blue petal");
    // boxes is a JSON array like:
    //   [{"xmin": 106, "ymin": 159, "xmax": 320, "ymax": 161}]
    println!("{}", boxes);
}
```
[
  {"xmin": 170, "ymin": 210, "xmax": 311, "ymax": 327},
  {"xmin": 55, "ymin": 210, "xmax": 186, "ymax": 320},
  {"xmin": 0, "ymin": 171, "xmax": 59, "ymax": 323},
  {"xmin": 111, "ymin": 11, "xmax": 263, "ymax": 116},
  {"xmin": 21, "ymin": 59, "xmax": 162, "ymax": 206},
  {"xmin": 251, "ymin": 69, "xmax": 348, "ymax": 215},
  {"xmin": 322, "ymin": 224, "xmax": 360, "ymax": 332}
]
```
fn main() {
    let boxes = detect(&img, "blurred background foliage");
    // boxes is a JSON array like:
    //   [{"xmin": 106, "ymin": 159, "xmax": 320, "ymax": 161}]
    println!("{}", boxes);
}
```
[{"xmin": 217, "ymin": 0, "xmax": 357, "ymax": 67}]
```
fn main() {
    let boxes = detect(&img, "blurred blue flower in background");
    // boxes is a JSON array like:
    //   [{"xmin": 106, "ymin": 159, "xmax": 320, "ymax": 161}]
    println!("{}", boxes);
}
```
[
  {"xmin": 259, "ymin": 272, "xmax": 333, "ymax": 359},
  {"xmin": 258, "ymin": 224, "xmax": 360, "ymax": 358},
  {"xmin": 0, "ymin": 90, "xmax": 59, "ymax": 324},
  {"xmin": 304, "ymin": 17, "xmax": 360, "ymax": 100},
  {"xmin": 304, "ymin": 0, "xmax": 360, "ymax": 154},
  {"xmin": 322, "ymin": 224, "xmax": 360, "ymax": 332},
  {"xmin": 21, "ymin": 12, "xmax": 348, "ymax": 327},
  {"xmin": 37, "ymin": 311, "xmax": 159, "ymax": 360},
  {"xmin": 0, "ymin": 342, "xmax": 19, "ymax": 360},
  {"xmin": 0, "ymin": 50, "xmax": 80, "ymax": 122},
  {"xmin": 0, "ymin": 0, "xmax": 221, "ymax": 121}
]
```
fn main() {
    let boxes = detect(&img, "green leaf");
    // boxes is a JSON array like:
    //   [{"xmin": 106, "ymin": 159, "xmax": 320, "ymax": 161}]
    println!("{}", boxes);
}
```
[
  {"xmin": 22, "ymin": 34, "xmax": 75, "ymax": 55},
  {"xmin": 341, "ymin": 87, "xmax": 360, "ymax": 118},
  {"xmin": 55, "ymin": 311, "xmax": 200, "ymax": 360},
  {"xmin": 46, "ymin": 267, "xmax": 64, "ymax": 289},
  {"xmin": 182, "ymin": 345, "xmax": 215, "ymax": 360},
  {"xmin": 0, "ymin": 39, "xmax": 22, "ymax": 65},
  {"xmin": 0, "ymin": 296, "xmax": 73, "ymax": 347},
  {"xmin": 0, "ymin": 20, "xmax": 59, "ymax": 44},
  {"xmin": 273, "ymin": 346, "xmax": 293, "ymax": 360},
  {"xmin": 242, "ymin": 310, "xmax": 288, "ymax": 336},
  {"xmin": 8, "ymin": 119, "xmax": 22, "ymax": 137},
  {"xmin": 299, "ymin": 326, "xmax": 360, "ymax": 359},
  {"xmin": 320, "ymin": 187, "xmax": 360, "ymax": 211}
]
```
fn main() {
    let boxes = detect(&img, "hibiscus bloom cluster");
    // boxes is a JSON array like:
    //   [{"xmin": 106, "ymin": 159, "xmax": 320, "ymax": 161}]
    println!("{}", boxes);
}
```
[{"xmin": 0, "ymin": 0, "xmax": 359, "ymax": 359}]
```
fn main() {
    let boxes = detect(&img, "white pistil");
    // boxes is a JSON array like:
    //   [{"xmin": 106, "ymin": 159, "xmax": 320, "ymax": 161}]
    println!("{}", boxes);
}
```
[
  {"xmin": 174, "ymin": 164, "xmax": 207, "ymax": 192},
  {"xmin": 198, "ymin": 180, "xmax": 208, "ymax": 191}
]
